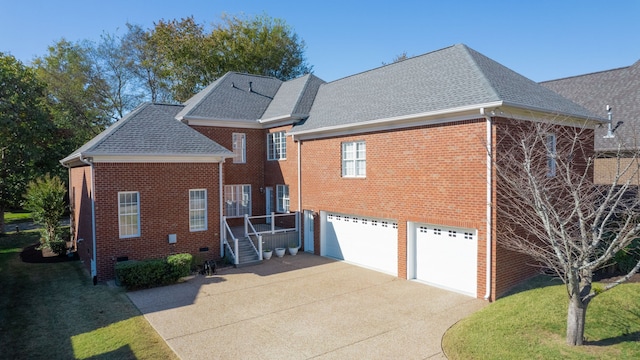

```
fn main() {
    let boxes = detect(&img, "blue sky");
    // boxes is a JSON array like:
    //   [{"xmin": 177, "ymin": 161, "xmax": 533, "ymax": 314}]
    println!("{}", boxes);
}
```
[{"xmin": 1, "ymin": 0, "xmax": 638, "ymax": 83}]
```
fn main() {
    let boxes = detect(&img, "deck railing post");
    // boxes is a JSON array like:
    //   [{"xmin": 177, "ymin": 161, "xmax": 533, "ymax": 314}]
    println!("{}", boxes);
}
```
[
  {"xmin": 271, "ymin": 212, "xmax": 275, "ymax": 234},
  {"xmin": 234, "ymin": 238, "xmax": 239, "ymax": 265},
  {"xmin": 296, "ymin": 211, "xmax": 301, "ymax": 248},
  {"xmin": 258, "ymin": 235, "xmax": 263, "ymax": 260},
  {"xmin": 244, "ymin": 214, "xmax": 249, "ymax": 237}
]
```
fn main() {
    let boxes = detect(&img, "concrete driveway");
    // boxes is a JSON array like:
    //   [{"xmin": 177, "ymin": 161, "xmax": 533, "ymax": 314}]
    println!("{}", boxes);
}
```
[{"xmin": 126, "ymin": 252, "xmax": 486, "ymax": 360}]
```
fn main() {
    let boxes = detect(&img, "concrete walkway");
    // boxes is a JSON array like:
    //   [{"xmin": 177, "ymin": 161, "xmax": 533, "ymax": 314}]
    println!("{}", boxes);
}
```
[{"xmin": 126, "ymin": 253, "xmax": 486, "ymax": 360}]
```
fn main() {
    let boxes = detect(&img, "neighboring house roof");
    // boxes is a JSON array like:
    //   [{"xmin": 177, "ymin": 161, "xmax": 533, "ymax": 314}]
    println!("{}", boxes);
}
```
[
  {"xmin": 541, "ymin": 60, "xmax": 640, "ymax": 152},
  {"xmin": 60, "ymin": 103, "xmax": 233, "ymax": 167},
  {"xmin": 260, "ymin": 74, "xmax": 325, "ymax": 123},
  {"xmin": 176, "ymin": 72, "xmax": 283, "ymax": 122},
  {"xmin": 290, "ymin": 44, "xmax": 599, "ymax": 137}
]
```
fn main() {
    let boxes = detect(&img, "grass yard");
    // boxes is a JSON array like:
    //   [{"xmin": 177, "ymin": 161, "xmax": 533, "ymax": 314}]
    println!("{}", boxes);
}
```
[
  {"xmin": 3, "ymin": 210, "xmax": 33, "ymax": 225},
  {"xmin": 443, "ymin": 275, "xmax": 640, "ymax": 359},
  {"xmin": 0, "ymin": 230, "xmax": 178, "ymax": 360}
]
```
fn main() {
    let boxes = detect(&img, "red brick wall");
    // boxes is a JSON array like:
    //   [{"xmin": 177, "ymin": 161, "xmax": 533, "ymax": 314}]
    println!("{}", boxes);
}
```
[
  {"xmin": 92, "ymin": 162, "xmax": 221, "ymax": 281},
  {"xmin": 69, "ymin": 166, "xmax": 94, "ymax": 276},
  {"xmin": 491, "ymin": 119, "xmax": 595, "ymax": 299},
  {"xmin": 300, "ymin": 119, "xmax": 489, "ymax": 296},
  {"xmin": 191, "ymin": 126, "xmax": 266, "ymax": 215},
  {"xmin": 265, "ymin": 125, "xmax": 299, "ymax": 212}
]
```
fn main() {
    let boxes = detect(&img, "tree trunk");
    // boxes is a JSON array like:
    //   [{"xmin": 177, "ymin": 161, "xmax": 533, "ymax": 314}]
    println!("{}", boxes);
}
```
[
  {"xmin": 566, "ymin": 295, "xmax": 588, "ymax": 345},
  {"xmin": 0, "ymin": 205, "xmax": 5, "ymax": 235}
]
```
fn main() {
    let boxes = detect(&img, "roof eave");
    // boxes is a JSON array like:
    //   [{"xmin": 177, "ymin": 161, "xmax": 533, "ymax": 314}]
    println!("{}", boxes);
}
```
[
  {"xmin": 258, "ymin": 113, "xmax": 307, "ymax": 128},
  {"xmin": 183, "ymin": 116, "xmax": 263, "ymax": 129},
  {"xmin": 289, "ymin": 101, "xmax": 504, "ymax": 140}
]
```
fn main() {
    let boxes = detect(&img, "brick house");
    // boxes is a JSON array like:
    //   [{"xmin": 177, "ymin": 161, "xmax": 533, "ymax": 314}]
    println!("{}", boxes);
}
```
[
  {"xmin": 542, "ymin": 59, "xmax": 640, "ymax": 185},
  {"xmin": 62, "ymin": 44, "xmax": 602, "ymax": 299}
]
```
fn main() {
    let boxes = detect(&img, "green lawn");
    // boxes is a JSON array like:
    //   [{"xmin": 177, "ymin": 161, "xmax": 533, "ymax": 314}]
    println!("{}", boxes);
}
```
[
  {"xmin": 443, "ymin": 276, "xmax": 640, "ymax": 359},
  {"xmin": 0, "ymin": 230, "xmax": 178, "ymax": 360},
  {"xmin": 3, "ymin": 210, "xmax": 33, "ymax": 225}
]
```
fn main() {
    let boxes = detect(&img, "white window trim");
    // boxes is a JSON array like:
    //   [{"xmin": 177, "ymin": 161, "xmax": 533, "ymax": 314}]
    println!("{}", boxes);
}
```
[
  {"xmin": 546, "ymin": 133, "xmax": 556, "ymax": 177},
  {"xmin": 189, "ymin": 189, "xmax": 207, "ymax": 232},
  {"xmin": 276, "ymin": 184, "xmax": 290, "ymax": 213},
  {"xmin": 267, "ymin": 131, "xmax": 287, "ymax": 161},
  {"xmin": 342, "ymin": 141, "xmax": 366, "ymax": 178},
  {"xmin": 232, "ymin": 132, "xmax": 246, "ymax": 164},
  {"xmin": 224, "ymin": 184, "xmax": 252, "ymax": 217},
  {"xmin": 118, "ymin": 191, "xmax": 140, "ymax": 238}
]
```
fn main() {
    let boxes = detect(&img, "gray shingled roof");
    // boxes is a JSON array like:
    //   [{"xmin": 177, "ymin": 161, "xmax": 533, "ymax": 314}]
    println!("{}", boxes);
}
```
[
  {"xmin": 292, "ymin": 44, "xmax": 597, "ymax": 134},
  {"xmin": 176, "ymin": 72, "xmax": 283, "ymax": 121},
  {"xmin": 61, "ymin": 103, "xmax": 233, "ymax": 164},
  {"xmin": 261, "ymin": 74, "xmax": 325, "ymax": 120},
  {"xmin": 541, "ymin": 60, "xmax": 640, "ymax": 151}
]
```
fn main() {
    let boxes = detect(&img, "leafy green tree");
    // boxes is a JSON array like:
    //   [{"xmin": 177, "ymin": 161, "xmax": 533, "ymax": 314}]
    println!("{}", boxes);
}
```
[
  {"xmin": 122, "ymin": 23, "xmax": 172, "ymax": 103},
  {"xmin": 0, "ymin": 53, "xmax": 54, "ymax": 234},
  {"xmin": 145, "ymin": 14, "xmax": 312, "ymax": 102},
  {"xmin": 212, "ymin": 14, "xmax": 312, "ymax": 81},
  {"xmin": 23, "ymin": 174, "xmax": 67, "ymax": 254},
  {"xmin": 33, "ymin": 39, "xmax": 112, "ymax": 151},
  {"xmin": 91, "ymin": 31, "xmax": 145, "ymax": 119},
  {"xmin": 149, "ymin": 17, "xmax": 217, "ymax": 102}
]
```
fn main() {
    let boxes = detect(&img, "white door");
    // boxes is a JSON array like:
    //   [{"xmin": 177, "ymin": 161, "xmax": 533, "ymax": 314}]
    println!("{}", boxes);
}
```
[
  {"xmin": 412, "ymin": 223, "xmax": 477, "ymax": 297},
  {"xmin": 265, "ymin": 187, "xmax": 273, "ymax": 224},
  {"xmin": 321, "ymin": 212, "xmax": 398, "ymax": 276},
  {"xmin": 304, "ymin": 210, "xmax": 314, "ymax": 252}
]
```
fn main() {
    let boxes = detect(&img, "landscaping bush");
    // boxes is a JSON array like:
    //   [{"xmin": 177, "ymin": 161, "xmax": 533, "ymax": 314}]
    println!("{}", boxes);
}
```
[
  {"xmin": 614, "ymin": 239, "xmax": 640, "ymax": 273},
  {"xmin": 47, "ymin": 237, "xmax": 67, "ymax": 255},
  {"xmin": 115, "ymin": 253, "xmax": 193, "ymax": 290},
  {"xmin": 167, "ymin": 253, "xmax": 192, "ymax": 278}
]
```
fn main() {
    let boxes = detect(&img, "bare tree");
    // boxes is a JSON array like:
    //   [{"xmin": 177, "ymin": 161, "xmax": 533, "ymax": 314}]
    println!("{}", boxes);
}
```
[{"xmin": 493, "ymin": 117, "xmax": 640, "ymax": 346}]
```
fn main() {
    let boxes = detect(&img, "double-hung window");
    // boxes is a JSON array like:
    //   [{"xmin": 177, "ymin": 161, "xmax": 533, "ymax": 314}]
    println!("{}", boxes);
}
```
[
  {"xmin": 342, "ymin": 141, "xmax": 366, "ymax": 177},
  {"xmin": 232, "ymin": 133, "xmax": 246, "ymax": 163},
  {"xmin": 189, "ymin": 189, "xmax": 207, "ymax": 231},
  {"xmin": 224, "ymin": 185, "xmax": 251, "ymax": 217},
  {"xmin": 546, "ymin": 133, "xmax": 557, "ymax": 177},
  {"xmin": 267, "ymin": 131, "xmax": 286, "ymax": 160},
  {"xmin": 276, "ymin": 185, "xmax": 290, "ymax": 213},
  {"xmin": 118, "ymin": 191, "xmax": 140, "ymax": 238}
]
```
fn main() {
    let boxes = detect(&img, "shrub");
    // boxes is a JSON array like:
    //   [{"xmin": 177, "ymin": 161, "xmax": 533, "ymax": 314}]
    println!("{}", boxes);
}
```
[
  {"xmin": 47, "ymin": 238, "xmax": 68, "ymax": 255},
  {"xmin": 23, "ymin": 174, "xmax": 67, "ymax": 250},
  {"xmin": 115, "ymin": 253, "xmax": 193, "ymax": 290},
  {"xmin": 614, "ymin": 238, "xmax": 640, "ymax": 273},
  {"xmin": 167, "ymin": 253, "xmax": 192, "ymax": 278}
]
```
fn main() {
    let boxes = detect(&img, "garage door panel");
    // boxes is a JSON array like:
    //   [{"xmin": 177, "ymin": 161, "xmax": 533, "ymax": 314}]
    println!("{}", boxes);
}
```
[
  {"xmin": 324, "ymin": 213, "xmax": 397, "ymax": 276},
  {"xmin": 414, "ymin": 224, "xmax": 477, "ymax": 296}
]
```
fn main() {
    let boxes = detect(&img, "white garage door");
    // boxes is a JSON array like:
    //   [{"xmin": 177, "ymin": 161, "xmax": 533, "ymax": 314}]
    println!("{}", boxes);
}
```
[
  {"xmin": 322, "ymin": 212, "xmax": 398, "ymax": 276},
  {"xmin": 414, "ymin": 224, "xmax": 477, "ymax": 296}
]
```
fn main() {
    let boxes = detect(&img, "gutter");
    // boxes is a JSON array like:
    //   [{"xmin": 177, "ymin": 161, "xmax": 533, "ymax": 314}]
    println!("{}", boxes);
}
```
[
  {"xmin": 480, "ymin": 108, "xmax": 493, "ymax": 301},
  {"xmin": 296, "ymin": 135, "xmax": 302, "ymax": 248},
  {"xmin": 219, "ymin": 162, "xmax": 224, "ymax": 257},
  {"xmin": 79, "ymin": 155, "xmax": 98, "ymax": 285}
]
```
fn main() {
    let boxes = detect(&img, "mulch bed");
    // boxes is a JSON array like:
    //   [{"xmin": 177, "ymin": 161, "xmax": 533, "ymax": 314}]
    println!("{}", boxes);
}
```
[
  {"xmin": 20, "ymin": 242, "xmax": 78, "ymax": 264},
  {"xmin": 593, "ymin": 269, "xmax": 640, "ymax": 283}
]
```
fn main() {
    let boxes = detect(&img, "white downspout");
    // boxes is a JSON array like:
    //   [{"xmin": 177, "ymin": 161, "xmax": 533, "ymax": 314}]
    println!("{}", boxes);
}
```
[
  {"xmin": 219, "ymin": 161, "xmax": 224, "ymax": 257},
  {"xmin": 481, "ymin": 108, "xmax": 493, "ymax": 301},
  {"xmin": 296, "ymin": 135, "xmax": 302, "ymax": 248},
  {"xmin": 79, "ymin": 155, "xmax": 98, "ymax": 284}
]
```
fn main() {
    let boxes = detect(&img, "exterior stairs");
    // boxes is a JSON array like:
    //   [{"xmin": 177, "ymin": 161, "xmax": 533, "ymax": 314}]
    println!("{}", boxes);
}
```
[{"xmin": 235, "ymin": 236, "xmax": 262, "ymax": 268}]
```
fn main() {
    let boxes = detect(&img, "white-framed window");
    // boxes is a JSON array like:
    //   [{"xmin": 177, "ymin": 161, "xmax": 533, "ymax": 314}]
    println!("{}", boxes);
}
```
[
  {"xmin": 224, "ymin": 185, "xmax": 251, "ymax": 217},
  {"xmin": 267, "ymin": 131, "xmax": 286, "ymax": 160},
  {"xmin": 276, "ymin": 184, "xmax": 290, "ymax": 213},
  {"xmin": 118, "ymin": 191, "xmax": 140, "ymax": 238},
  {"xmin": 232, "ymin": 133, "xmax": 246, "ymax": 163},
  {"xmin": 546, "ymin": 133, "xmax": 556, "ymax": 177},
  {"xmin": 342, "ymin": 141, "xmax": 366, "ymax": 177},
  {"xmin": 189, "ymin": 189, "xmax": 207, "ymax": 231}
]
